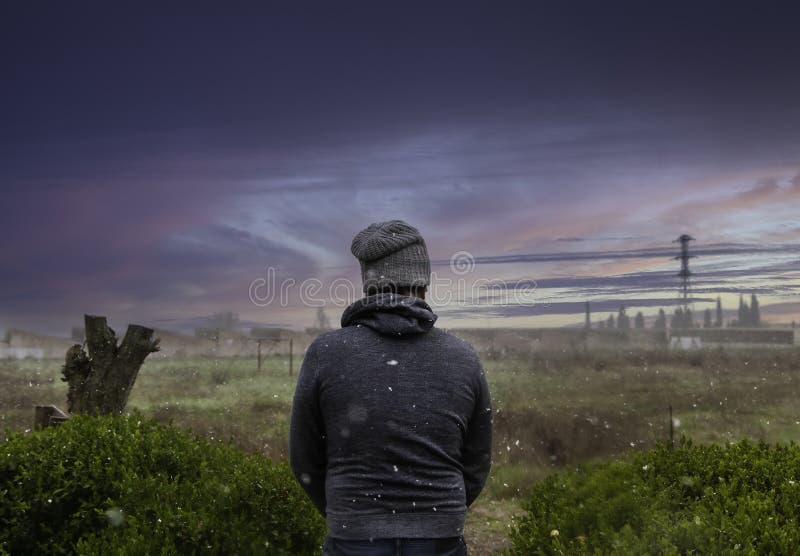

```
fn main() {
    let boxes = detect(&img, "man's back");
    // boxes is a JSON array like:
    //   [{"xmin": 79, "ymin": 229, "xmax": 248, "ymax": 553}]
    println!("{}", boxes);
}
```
[{"xmin": 289, "ymin": 293, "xmax": 493, "ymax": 541}]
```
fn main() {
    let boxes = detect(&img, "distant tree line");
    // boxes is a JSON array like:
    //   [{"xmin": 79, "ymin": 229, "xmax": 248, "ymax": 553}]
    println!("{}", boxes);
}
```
[
  {"xmin": 584, "ymin": 294, "xmax": 764, "ymax": 331},
  {"xmin": 731, "ymin": 294, "xmax": 761, "ymax": 328}
]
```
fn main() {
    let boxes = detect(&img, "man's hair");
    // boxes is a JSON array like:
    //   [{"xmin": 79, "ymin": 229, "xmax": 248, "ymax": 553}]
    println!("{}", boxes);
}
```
[{"xmin": 365, "ymin": 283, "xmax": 427, "ymax": 299}]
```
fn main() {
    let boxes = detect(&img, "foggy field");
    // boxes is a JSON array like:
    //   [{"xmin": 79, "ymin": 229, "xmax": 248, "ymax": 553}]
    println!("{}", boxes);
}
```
[{"xmin": 3, "ymin": 346, "xmax": 800, "ymax": 553}]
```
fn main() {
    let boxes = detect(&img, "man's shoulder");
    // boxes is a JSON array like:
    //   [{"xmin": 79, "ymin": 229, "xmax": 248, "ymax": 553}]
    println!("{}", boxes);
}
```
[
  {"xmin": 428, "ymin": 328, "xmax": 482, "ymax": 360},
  {"xmin": 306, "ymin": 328, "xmax": 349, "ymax": 351}
]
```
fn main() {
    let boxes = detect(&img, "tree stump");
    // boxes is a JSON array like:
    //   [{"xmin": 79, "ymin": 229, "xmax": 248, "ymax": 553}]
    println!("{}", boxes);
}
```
[{"xmin": 62, "ymin": 314, "xmax": 160, "ymax": 414}]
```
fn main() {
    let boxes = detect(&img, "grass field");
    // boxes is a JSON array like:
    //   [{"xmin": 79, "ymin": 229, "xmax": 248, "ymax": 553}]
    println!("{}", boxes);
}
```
[{"xmin": 3, "ymin": 346, "xmax": 800, "ymax": 553}]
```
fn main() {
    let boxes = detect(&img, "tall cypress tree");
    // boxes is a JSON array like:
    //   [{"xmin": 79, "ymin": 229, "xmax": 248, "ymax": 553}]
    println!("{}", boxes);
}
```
[
  {"xmin": 584, "ymin": 301, "xmax": 591, "ymax": 330},
  {"xmin": 654, "ymin": 308, "xmax": 667, "ymax": 330},
  {"xmin": 617, "ymin": 306, "xmax": 630, "ymax": 330},
  {"xmin": 672, "ymin": 307, "xmax": 684, "ymax": 330},
  {"xmin": 634, "ymin": 311, "xmax": 645, "ymax": 329},
  {"xmin": 704, "ymin": 308, "xmax": 712, "ymax": 328},
  {"xmin": 737, "ymin": 295, "xmax": 746, "ymax": 327},
  {"xmin": 715, "ymin": 297, "xmax": 723, "ymax": 327},
  {"xmin": 751, "ymin": 294, "xmax": 761, "ymax": 327}
]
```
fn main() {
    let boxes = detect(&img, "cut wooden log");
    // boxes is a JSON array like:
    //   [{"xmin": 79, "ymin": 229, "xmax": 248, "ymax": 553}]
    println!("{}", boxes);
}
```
[{"xmin": 34, "ymin": 405, "xmax": 71, "ymax": 429}]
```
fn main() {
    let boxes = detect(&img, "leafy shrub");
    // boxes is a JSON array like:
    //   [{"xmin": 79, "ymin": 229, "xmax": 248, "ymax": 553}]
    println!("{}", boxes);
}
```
[
  {"xmin": 509, "ymin": 437, "xmax": 800, "ymax": 554},
  {"xmin": 0, "ymin": 414, "xmax": 325, "ymax": 555}
]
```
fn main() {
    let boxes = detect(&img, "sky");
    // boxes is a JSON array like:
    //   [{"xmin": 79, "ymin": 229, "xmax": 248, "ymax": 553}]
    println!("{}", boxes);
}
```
[{"xmin": 2, "ymin": 1, "xmax": 800, "ymax": 337}]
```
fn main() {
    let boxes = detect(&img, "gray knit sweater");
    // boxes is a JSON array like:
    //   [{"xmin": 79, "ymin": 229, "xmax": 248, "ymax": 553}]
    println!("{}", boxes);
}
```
[{"xmin": 289, "ymin": 293, "xmax": 493, "ymax": 540}]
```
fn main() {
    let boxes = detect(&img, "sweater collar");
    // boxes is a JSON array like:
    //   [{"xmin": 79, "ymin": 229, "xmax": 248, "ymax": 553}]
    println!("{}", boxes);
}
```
[{"xmin": 340, "ymin": 293, "xmax": 438, "ymax": 335}]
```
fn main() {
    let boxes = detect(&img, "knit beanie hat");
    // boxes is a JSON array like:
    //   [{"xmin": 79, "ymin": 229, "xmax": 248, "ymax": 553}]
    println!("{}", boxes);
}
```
[{"xmin": 351, "ymin": 220, "xmax": 431, "ymax": 294}]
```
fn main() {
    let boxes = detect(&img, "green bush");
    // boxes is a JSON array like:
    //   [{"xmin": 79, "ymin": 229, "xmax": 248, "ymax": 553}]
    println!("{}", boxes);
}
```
[
  {"xmin": 0, "ymin": 414, "xmax": 325, "ymax": 555},
  {"xmin": 509, "ymin": 437, "xmax": 800, "ymax": 554}
]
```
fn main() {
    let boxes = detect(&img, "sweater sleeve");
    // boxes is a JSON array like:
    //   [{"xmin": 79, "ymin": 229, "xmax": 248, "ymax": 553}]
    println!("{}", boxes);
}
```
[
  {"xmin": 288, "ymin": 340, "xmax": 328, "ymax": 516},
  {"xmin": 462, "ymin": 358, "xmax": 493, "ymax": 507}
]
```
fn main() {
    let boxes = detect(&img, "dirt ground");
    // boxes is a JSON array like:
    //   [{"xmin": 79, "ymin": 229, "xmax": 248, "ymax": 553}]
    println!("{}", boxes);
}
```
[{"xmin": 465, "ymin": 498, "xmax": 523, "ymax": 555}]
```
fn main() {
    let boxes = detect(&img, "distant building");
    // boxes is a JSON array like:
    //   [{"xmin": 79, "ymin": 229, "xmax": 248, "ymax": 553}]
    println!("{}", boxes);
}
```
[{"xmin": 1, "ymin": 329, "xmax": 73, "ymax": 359}]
